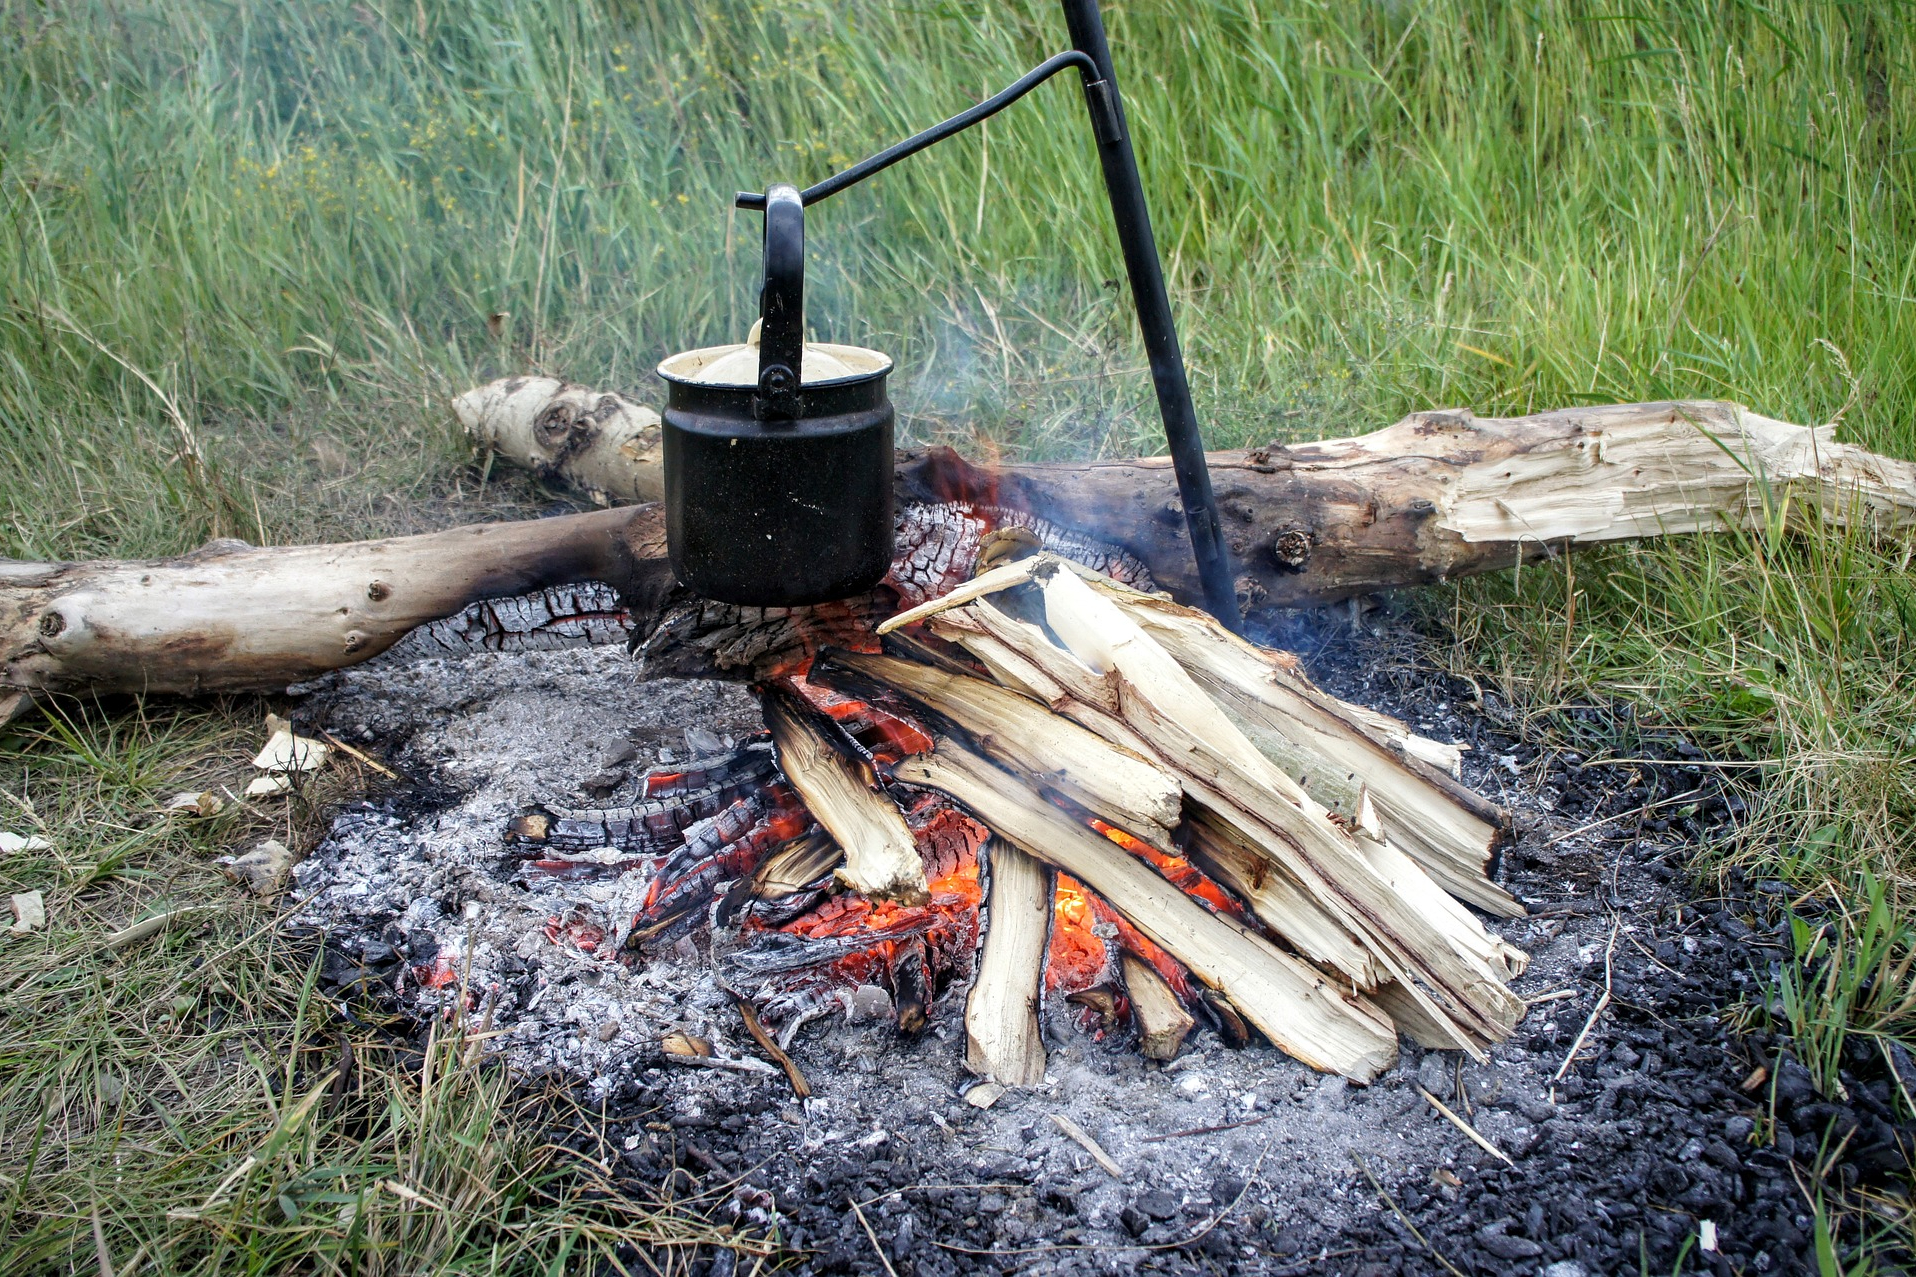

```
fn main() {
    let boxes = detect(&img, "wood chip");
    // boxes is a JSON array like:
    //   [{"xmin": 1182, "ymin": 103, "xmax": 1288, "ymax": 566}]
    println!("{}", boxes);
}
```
[
  {"xmin": 10, "ymin": 889, "xmax": 46, "ymax": 933},
  {"xmin": 732, "ymin": 993, "xmax": 811, "ymax": 1098},
  {"xmin": 660, "ymin": 1031, "xmax": 713, "ymax": 1058},
  {"xmin": 253, "ymin": 715, "xmax": 328, "ymax": 773},
  {"xmin": 321, "ymin": 730, "xmax": 399, "ymax": 779},
  {"xmin": 218, "ymin": 839, "xmax": 294, "ymax": 894},
  {"xmin": 162, "ymin": 791, "xmax": 224, "ymax": 817},
  {"xmin": 1050, "ymin": 1113, "xmax": 1124, "ymax": 1179},
  {"xmin": 964, "ymin": 1082, "xmax": 1006, "ymax": 1109}
]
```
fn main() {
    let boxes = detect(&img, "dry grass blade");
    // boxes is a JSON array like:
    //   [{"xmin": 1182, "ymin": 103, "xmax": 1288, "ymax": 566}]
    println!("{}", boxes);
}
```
[
  {"xmin": 1049, "ymin": 1114, "xmax": 1124, "ymax": 1180},
  {"xmin": 1418, "ymin": 1087, "xmax": 1514, "ymax": 1168}
]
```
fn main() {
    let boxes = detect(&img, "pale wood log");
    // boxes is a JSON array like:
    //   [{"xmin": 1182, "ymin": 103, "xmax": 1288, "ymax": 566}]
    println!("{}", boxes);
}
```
[
  {"xmin": 761, "ymin": 686, "xmax": 929, "ymax": 905},
  {"xmin": 895, "ymin": 737, "xmax": 1400, "ymax": 1082},
  {"xmin": 816, "ymin": 649, "xmax": 1183, "ymax": 850},
  {"xmin": 0, "ymin": 506, "xmax": 646, "ymax": 718},
  {"xmin": 1120, "ymin": 952, "xmax": 1195, "ymax": 1062},
  {"xmin": 454, "ymin": 377, "xmax": 664, "ymax": 505},
  {"xmin": 965, "ymin": 839, "xmax": 1052, "ymax": 1086}
]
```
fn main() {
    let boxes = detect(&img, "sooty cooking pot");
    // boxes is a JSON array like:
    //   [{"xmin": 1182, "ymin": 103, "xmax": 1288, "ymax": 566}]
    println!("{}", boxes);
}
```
[{"xmin": 657, "ymin": 185, "xmax": 894, "ymax": 608}]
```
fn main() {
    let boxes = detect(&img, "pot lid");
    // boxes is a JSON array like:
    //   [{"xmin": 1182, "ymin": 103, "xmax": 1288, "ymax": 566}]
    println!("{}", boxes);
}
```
[{"xmin": 657, "ymin": 319, "xmax": 891, "ymax": 387}]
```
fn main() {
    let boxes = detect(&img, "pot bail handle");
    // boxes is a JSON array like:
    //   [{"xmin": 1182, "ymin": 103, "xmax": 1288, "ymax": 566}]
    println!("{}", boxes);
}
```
[{"xmin": 754, "ymin": 183, "xmax": 805, "ymax": 421}]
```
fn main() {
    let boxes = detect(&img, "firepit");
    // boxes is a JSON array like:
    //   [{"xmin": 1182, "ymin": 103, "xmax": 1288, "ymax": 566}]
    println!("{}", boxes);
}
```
[
  {"xmin": 293, "ymin": 527, "xmax": 1534, "ymax": 1110},
  {"xmin": 286, "ymin": 573, "xmax": 1805, "ymax": 1272}
]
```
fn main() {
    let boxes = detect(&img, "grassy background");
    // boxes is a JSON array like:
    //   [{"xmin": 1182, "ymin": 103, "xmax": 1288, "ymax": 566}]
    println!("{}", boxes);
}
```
[{"xmin": 3, "ymin": 0, "xmax": 1913, "ymax": 1269}]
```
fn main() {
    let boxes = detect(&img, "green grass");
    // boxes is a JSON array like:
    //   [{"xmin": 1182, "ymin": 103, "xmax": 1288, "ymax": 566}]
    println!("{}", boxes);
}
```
[{"xmin": 3, "ymin": 0, "xmax": 1914, "ymax": 1269}]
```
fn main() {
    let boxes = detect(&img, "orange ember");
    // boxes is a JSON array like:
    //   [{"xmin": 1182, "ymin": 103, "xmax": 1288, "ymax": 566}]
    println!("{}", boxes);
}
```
[
  {"xmin": 745, "ymin": 806, "xmax": 986, "ymax": 1006},
  {"xmin": 1084, "ymin": 891, "xmax": 1202, "ymax": 1005},
  {"xmin": 786, "ymin": 673, "xmax": 934, "ymax": 761},
  {"xmin": 1045, "ymin": 874, "xmax": 1111, "ymax": 995},
  {"xmin": 1091, "ymin": 819, "xmax": 1247, "ymax": 920}
]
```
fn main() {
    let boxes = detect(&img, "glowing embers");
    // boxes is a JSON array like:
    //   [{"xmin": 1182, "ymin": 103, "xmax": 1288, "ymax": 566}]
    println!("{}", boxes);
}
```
[
  {"xmin": 1090, "ymin": 819, "xmax": 1249, "ymax": 922},
  {"xmin": 1045, "ymin": 875, "xmax": 1111, "ymax": 998},
  {"xmin": 783, "ymin": 672, "xmax": 932, "ymax": 763},
  {"xmin": 729, "ymin": 800, "xmax": 988, "ymax": 1036}
]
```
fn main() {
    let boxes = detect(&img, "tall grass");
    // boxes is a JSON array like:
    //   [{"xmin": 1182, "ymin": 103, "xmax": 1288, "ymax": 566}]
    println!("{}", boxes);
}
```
[
  {"xmin": 4, "ymin": 0, "xmax": 1911, "ymax": 545},
  {"xmin": 3, "ymin": 0, "xmax": 1915, "ymax": 1268}
]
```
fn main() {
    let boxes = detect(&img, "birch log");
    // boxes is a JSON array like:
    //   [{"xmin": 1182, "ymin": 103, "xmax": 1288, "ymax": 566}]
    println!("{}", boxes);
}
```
[{"xmin": 453, "ymin": 377, "xmax": 664, "ymax": 506}]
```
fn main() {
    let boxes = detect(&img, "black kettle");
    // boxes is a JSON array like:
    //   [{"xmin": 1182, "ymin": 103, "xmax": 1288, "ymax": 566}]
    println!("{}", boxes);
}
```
[{"xmin": 658, "ymin": 185, "xmax": 895, "ymax": 607}]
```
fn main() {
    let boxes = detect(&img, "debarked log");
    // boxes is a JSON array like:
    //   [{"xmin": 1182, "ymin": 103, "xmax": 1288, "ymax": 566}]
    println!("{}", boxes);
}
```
[
  {"xmin": 458, "ymin": 378, "xmax": 1916, "ymax": 609},
  {"xmin": 7, "ymin": 395, "xmax": 1913, "ymax": 717},
  {"xmin": 0, "ymin": 505, "xmax": 649, "ymax": 720}
]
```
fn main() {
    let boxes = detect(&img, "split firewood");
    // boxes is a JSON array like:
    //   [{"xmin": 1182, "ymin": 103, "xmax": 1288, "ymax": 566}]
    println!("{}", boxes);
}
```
[
  {"xmin": 1121, "ymin": 952, "xmax": 1195, "ymax": 1062},
  {"xmin": 815, "ymin": 649, "xmax": 1183, "ymax": 851},
  {"xmin": 1056, "ymin": 568, "xmax": 1518, "ymax": 917},
  {"xmin": 7, "ymin": 396, "xmax": 1912, "ymax": 717},
  {"xmin": 965, "ymin": 839, "xmax": 1052, "ymax": 1086},
  {"xmin": 894, "ymin": 737, "xmax": 1401, "ymax": 1083},
  {"xmin": 761, "ymin": 686, "xmax": 929, "ymax": 905},
  {"xmin": 453, "ymin": 376, "xmax": 663, "ymax": 505},
  {"xmin": 894, "ymin": 555, "xmax": 1525, "ymax": 1055},
  {"xmin": 747, "ymin": 830, "xmax": 842, "ymax": 901}
]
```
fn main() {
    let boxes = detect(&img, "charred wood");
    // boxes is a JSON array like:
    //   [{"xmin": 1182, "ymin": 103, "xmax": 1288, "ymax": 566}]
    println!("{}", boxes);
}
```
[{"xmin": 761, "ymin": 685, "xmax": 930, "ymax": 905}]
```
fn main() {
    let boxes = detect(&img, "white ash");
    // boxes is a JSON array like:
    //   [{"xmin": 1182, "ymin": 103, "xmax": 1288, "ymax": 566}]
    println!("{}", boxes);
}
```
[{"xmin": 292, "ymin": 645, "xmax": 771, "ymax": 1086}]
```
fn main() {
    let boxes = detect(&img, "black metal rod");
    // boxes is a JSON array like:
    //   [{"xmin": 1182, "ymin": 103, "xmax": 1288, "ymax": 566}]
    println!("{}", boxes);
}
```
[
  {"xmin": 1057, "ymin": 0, "xmax": 1240, "ymax": 629},
  {"xmin": 738, "ymin": 51, "xmax": 1100, "ymax": 212},
  {"xmin": 733, "ymin": 13, "xmax": 1241, "ymax": 628}
]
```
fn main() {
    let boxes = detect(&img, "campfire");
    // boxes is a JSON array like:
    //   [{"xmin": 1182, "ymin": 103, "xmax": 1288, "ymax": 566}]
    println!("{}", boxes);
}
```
[{"xmin": 490, "ymin": 549, "xmax": 1527, "ymax": 1088}]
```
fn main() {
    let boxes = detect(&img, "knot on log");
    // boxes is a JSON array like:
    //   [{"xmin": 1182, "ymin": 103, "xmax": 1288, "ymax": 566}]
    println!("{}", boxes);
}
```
[{"xmin": 1271, "ymin": 527, "xmax": 1314, "ymax": 572}]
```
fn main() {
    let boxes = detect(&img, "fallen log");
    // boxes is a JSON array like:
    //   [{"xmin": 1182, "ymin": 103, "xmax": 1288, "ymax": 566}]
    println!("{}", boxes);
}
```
[
  {"xmin": 459, "ymin": 377, "xmax": 1916, "ymax": 608},
  {"xmin": 0, "ymin": 505, "xmax": 647, "ymax": 721},
  {"xmin": 7, "ymin": 394, "xmax": 1911, "ymax": 717}
]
